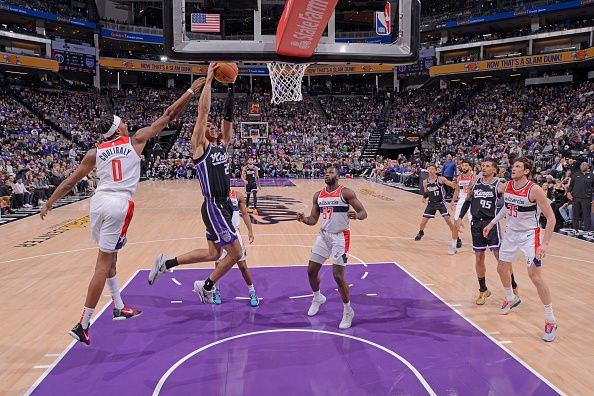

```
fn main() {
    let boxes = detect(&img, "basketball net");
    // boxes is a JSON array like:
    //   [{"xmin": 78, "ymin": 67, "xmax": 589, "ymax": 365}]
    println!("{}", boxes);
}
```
[
  {"xmin": 251, "ymin": 131, "xmax": 259, "ymax": 145},
  {"xmin": 266, "ymin": 62, "xmax": 310, "ymax": 105}
]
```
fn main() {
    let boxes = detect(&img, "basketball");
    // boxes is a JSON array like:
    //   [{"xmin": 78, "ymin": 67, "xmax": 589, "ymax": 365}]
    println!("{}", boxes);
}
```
[{"xmin": 214, "ymin": 62, "xmax": 238, "ymax": 84}]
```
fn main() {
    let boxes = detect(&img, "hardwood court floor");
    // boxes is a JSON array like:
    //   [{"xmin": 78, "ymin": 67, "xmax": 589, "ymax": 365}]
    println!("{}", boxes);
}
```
[{"xmin": 0, "ymin": 179, "xmax": 592, "ymax": 395}]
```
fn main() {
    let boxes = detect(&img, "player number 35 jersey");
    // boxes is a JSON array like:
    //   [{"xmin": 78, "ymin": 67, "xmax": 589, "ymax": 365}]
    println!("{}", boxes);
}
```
[
  {"xmin": 318, "ymin": 185, "xmax": 350, "ymax": 233},
  {"xmin": 95, "ymin": 136, "xmax": 140, "ymax": 199},
  {"xmin": 503, "ymin": 181, "xmax": 540, "ymax": 232}
]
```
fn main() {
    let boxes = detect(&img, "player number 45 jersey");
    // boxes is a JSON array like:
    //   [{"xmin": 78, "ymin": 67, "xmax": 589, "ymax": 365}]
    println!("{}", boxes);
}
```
[
  {"xmin": 95, "ymin": 136, "xmax": 140, "ymax": 199},
  {"xmin": 318, "ymin": 185, "xmax": 350, "ymax": 233}
]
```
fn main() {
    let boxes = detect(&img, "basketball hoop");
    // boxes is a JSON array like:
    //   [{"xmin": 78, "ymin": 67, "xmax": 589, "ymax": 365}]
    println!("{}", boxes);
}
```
[{"xmin": 266, "ymin": 62, "xmax": 310, "ymax": 105}]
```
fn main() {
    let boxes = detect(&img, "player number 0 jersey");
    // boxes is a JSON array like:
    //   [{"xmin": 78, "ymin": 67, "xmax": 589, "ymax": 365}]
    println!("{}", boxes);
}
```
[
  {"xmin": 95, "ymin": 136, "xmax": 140, "ymax": 199},
  {"xmin": 318, "ymin": 185, "xmax": 350, "ymax": 233}
]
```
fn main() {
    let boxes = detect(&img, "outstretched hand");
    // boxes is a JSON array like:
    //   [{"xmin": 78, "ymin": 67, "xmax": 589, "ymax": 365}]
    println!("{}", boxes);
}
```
[
  {"xmin": 207, "ymin": 62, "xmax": 219, "ymax": 81},
  {"xmin": 190, "ymin": 77, "xmax": 206, "ymax": 94},
  {"xmin": 40, "ymin": 202, "xmax": 52, "ymax": 220}
]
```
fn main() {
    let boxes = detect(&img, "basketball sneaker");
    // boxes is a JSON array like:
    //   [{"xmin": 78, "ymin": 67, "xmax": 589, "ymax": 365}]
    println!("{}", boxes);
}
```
[
  {"xmin": 339, "ymin": 307, "xmax": 355, "ymax": 329},
  {"xmin": 475, "ymin": 290, "xmax": 491, "ymax": 305},
  {"xmin": 113, "ymin": 306, "xmax": 142, "ymax": 320},
  {"xmin": 456, "ymin": 238, "xmax": 462, "ymax": 248},
  {"xmin": 193, "ymin": 280, "xmax": 215, "ymax": 304},
  {"xmin": 213, "ymin": 288, "xmax": 222, "ymax": 305},
  {"xmin": 448, "ymin": 246, "xmax": 457, "ymax": 255},
  {"xmin": 69, "ymin": 323, "xmax": 90, "ymax": 345},
  {"xmin": 249, "ymin": 290, "xmax": 260, "ymax": 307},
  {"xmin": 497, "ymin": 296, "xmax": 521, "ymax": 315},
  {"xmin": 542, "ymin": 321, "xmax": 558, "ymax": 342},
  {"xmin": 252, "ymin": 209, "xmax": 259, "ymax": 216},
  {"xmin": 148, "ymin": 253, "xmax": 171, "ymax": 285},
  {"xmin": 414, "ymin": 231, "xmax": 424, "ymax": 241},
  {"xmin": 307, "ymin": 294, "xmax": 326, "ymax": 316}
]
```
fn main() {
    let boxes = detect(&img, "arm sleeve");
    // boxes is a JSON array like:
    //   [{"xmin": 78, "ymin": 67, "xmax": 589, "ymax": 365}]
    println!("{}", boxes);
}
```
[
  {"xmin": 223, "ymin": 84, "xmax": 235, "ymax": 122},
  {"xmin": 458, "ymin": 200, "xmax": 471, "ymax": 219}
]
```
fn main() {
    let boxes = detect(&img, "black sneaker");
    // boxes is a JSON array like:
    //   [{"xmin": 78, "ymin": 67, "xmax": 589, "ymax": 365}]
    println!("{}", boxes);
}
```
[
  {"xmin": 113, "ymin": 306, "xmax": 143, "ymax": 321},
  {"xmin": 414, "ymin": 231, "xmax": 424, "ymax": 241},
  {"xmin": 69, "ymin": 323, "xmax": 90, "ymax": 345},
  {"xmin": 456, "ymin": 238, "xmax": 462, "ymax": 249}
]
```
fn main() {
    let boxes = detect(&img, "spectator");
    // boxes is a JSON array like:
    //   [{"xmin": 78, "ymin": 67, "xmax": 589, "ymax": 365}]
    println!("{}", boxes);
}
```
[{"xmin": 567, "ymin": 162, "xmax": 594, "ymax": 231}]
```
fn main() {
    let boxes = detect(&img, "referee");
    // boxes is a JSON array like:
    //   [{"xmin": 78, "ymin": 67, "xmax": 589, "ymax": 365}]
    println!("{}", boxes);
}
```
[{"xmin": 567, "ymin": 162, "xmax": 594, "ymax": 231}]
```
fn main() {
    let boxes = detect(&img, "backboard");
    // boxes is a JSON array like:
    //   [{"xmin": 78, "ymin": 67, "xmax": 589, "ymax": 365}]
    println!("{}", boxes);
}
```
[{"xmin": 163, "ymin": 0, "xmax": 420, "ymax": 65}]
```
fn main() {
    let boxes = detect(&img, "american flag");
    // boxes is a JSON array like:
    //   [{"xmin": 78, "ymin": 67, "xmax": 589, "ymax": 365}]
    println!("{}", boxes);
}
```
[{"xmin": 191, "ymin": 13, "xmax": 220, "ymax": 32}]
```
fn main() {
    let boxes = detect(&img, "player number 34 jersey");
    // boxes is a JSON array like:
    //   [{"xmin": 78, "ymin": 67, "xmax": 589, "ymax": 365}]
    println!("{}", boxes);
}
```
[
  {"xmin": 95, "ymin": 136, "xmax": 140, "ymax": 199},
  {"xmin": 318, "ymin": 185, "xmax": 350, "ymax": 233}
]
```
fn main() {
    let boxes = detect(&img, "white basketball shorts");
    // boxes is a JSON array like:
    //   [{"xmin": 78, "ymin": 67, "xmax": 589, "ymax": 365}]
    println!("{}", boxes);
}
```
[
  {"xmin": 499, "ymin": 228, "xmax": 542, "ymax": 267},
  {"xmin": 310, "ymin": 229, "xmax": 351, "ymax": 266},
  {"xmin": 90, "ymin": 193, "xmax": 135, "ymax": 253}
]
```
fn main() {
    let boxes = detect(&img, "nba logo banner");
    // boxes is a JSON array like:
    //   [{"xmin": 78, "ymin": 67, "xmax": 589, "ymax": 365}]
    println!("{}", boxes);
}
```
[{"xmin": 375, "ymin": 2, "xmax": 391, "ymax": 36}]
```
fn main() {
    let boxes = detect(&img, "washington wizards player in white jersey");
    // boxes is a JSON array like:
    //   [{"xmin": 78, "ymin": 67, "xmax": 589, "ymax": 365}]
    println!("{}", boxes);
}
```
[
  {"xmin": 297, "ymin": 166, "xmax": 367, "ymax": 329},
  {"xmin": 483, "ymin": 158, "xmax": 558, "ymax": 342},
  {"xmin": 40, "ymin": 77, "xmax": 206, "ymax": 345},
  {"xmin": 148, "ymin": 63, "xmax": 247, "ymax": 305}
]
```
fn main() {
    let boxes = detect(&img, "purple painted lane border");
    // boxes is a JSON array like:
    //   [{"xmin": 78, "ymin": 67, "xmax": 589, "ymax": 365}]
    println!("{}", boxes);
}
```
[
  {"xmin": 28, "ymin": 264, "xmax": 561, "ymax": 396},
  {"xmin": 230, "ymin": 178, "xmax": 295, "ymax": 187}
]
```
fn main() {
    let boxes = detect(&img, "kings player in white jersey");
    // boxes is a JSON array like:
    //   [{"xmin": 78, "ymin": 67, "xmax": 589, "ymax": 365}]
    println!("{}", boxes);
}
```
[
  {"xmin": 297, "ymin": 166, "xmax": 367, "ymax": 329},
  {"xmin": 212, "ymin": 189, "xmax": 259, "ymax": 306},
  {"xmin": 450, "ymin": 159, "xmax": 475, "ymax": 250},
  {"xmin": 40, "ymin": 77, "xmax": 206, "ymax": 345},
  {"xmin": 483, "ymin": 158, "xmax": 558, "ymax": 342}
]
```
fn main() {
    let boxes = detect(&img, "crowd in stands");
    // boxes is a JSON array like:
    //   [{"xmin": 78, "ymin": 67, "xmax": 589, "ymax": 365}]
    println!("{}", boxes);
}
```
[
  {"xmin": 1, "ymin": 72, "xmax": 592, "ymax": 231},
  {"xmin": 4, "ymin": 0, "xmax": 97, "ymax": 21},
  {"xmin": 421, "ymin": 0, "xmax": 562, "ymax": 27},
  {"xmin": 440, "ymin": 18, "xmax": 594, "ymax": 47},
  {"xmin": 161, "ymin": 93, "xmax": 382, "ymax": 180},
  {"xmin": 385, "ymin": 87, "xmax": 468, "ymax": 138},
  {"xmin": 0, "ymin": 86, "xmax": 94, "ymax": 218}
]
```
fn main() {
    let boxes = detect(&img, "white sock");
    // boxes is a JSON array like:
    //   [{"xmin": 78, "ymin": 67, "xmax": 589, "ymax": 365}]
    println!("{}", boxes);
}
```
[
  {"xmin": 344, "ymin": 302, "xmax": 351, "ymax": 311},
  {"xmin": 247, "ymin": 284, "xmax": 255, "ymax": 292},
  {"xmin": 452, "ymin": 240, "xmax": 457, "ymax": 248},
  {"xmin": 80, "ymin": 306, "xmax": 94, "ymax": 330},
  {"xmin": 106, "ymin": 276, "xmax": 125, "ymax": 310},
  {"xmin": 313, "ymin": 290, "xmax": 321, "ymax": 299},
  {"xmin": 544, "ymin": 304, "xmax": 555, "ymax": 322},
  {"xmin": 504, "ymin": 287, "xmax": 515, "ymax": 302}
]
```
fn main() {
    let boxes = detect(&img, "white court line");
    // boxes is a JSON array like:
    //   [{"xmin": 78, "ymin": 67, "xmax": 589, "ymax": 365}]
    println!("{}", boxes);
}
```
[
  {"xmin": 361, "ymin": 271, "xmax": 369, "ymax": 280},
  {"xmin": 24, "ymin": 270, "xmax": 141, "ymax": 396},
  {"xmin": 392, "ymin": 262, "xmax": 565, "ymax": 395},
  {"xmin": 171, "ymin": 278, "xmax": 181, "ymax": 286},
  {"xmin": 424, "ymin": 283, "xmax": 434, "ymax": 286},
  {"xmin": 366, "ymin": 293, "xmax": 378, "ymax": 296},
  {"xmin": 347, "ymin": 253, "xmax": 367, "ymax": 266},
  {"xmin": 33, "ymin": 365, "xmax": 51, "ymax": 369},
  {"xmin": 171, "ymin": 301, "xmax": 183, "ymax": 304},
  {"xmin": 151, "ymin": 329, "xmax": 437, "ymax": 396},
  {"xmin": 235, "ymin": 297, "xmax": 263, "ymax": 300},
  {"xmin": 334, "ymin": 284, "xmax": 354, "ymax": 292},
  {"xmin": 499, "ymin": 341, "xmax": 513, "ymax": 344},
  {"xmin": 44, "ymin": 354, "xmax": 60, "ymax": 357},
  {"xmin": 3, "ymin": 232, "xmax": 591, "ymax": 265},
  {"xmin": 487, "ymin": 332, "xmax": 500, "ymax": 336},
  {"xmin": 450, "ymin": 304, "xmax": 463, "ymax": 307},
  {"xmin": 289, "ymin": 294, "xmax": 313, "ymax": 299}
]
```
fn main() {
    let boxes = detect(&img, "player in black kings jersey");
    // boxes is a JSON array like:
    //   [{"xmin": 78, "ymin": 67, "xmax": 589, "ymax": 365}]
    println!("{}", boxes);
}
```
[
  {"xmin": 456, "ymin": 159, "xmax": 518, "ymax": 305},
  {"xmin": 242, "ymin": 157, "xmax": 261, "ymax": 215},
  {"xmin": 148, "ymin": 63, "xmax": 246, "ymax": 305},
  {"xmin": 415, "ymin": 164, "xmax": 459, "ymax": 255}
]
